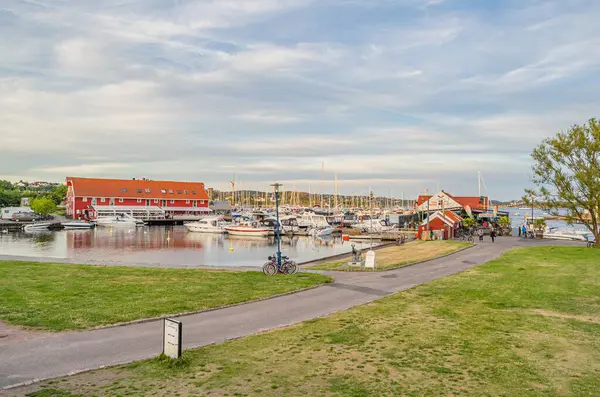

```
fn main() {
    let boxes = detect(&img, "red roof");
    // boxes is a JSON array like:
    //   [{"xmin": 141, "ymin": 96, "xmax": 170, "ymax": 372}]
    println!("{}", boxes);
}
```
[
  {"xmin": 67, "ymin": 177, "xmax": 209, "ymax": 200},
  {"xmin": 416, "ymin": 191, "xmax": 488, "ymax": 210},
  {"xmin": 444, "ymin": 210, "xmax": 463, "ymax": 223}
]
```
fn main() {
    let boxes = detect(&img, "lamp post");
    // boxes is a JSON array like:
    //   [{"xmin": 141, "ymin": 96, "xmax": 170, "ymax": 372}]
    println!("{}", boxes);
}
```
[
  {"xmin": 271, "ymin": 183, "xmax": 283, "ymax": 269},
  {"xmin": 531, "ymin": 192, "xmax": 534, "ymax": 235}
]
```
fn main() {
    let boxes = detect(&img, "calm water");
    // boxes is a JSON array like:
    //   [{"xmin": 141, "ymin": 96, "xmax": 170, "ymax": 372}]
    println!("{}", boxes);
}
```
[{"xmin": 0, "ymin": 226, "xmax": 374, "ymax": 268}]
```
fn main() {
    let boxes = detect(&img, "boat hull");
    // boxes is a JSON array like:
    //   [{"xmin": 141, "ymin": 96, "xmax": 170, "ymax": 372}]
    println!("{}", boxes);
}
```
[
  {"xmin": 225, "ymin": 227, "xmax": 270, "ymax": 237},
  {"xmin": 185, "ymin": 225, "xmax": 226, "ymax": 233},
  {"xmin": 62, "ymin": 222, "xmax": 95, "ymax": 230}
]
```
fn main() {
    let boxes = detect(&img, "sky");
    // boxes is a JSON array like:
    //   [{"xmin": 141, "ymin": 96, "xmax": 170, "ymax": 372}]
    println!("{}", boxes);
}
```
[{"xmin": 1, "ymin": 0, "xmax": 599, "ymax": 200}]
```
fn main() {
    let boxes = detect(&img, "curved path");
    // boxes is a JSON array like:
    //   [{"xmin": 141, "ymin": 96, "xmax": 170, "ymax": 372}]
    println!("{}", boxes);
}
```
[{"xmin": 0, "ymin": 238, "xmax": 580, "ymax": 390}]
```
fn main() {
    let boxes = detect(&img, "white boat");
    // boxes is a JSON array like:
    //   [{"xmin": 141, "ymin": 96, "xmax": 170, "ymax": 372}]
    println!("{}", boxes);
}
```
[
  {"xmin": 297, "ymin": 212, "xmax": 330, "ymax": 229},
  {"xmin": 185, "ymin": 217, "xmax": 228, "ymax": 233},
  {"xmin": 94, "ymin": 216, "xmax": 137, "ymax": 228},
  {"xmin": 24, "ymin": 222, "xmax": 54, "ymax": 232},
  {"xmin": 351, "ymin": 219, "xmax": 396, "ymax": 233},
  {"xmin": 62, "ymin": 221, "xmax": 95, "ymax": 230},
  {"xmin": 543, "ymin": 227, "xmax": 591, "ymax": 242},
  {"xmin": 225, "ymin": 222, "xmax": 270, "ymax": 237},
  {"xmin": 309, "ymin": 226, "xmax": 336, "ymax": 237}
]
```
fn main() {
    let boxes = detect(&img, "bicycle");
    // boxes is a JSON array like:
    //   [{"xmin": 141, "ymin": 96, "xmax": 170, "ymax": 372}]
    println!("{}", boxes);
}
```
[{"xmin": 263, "ymin": 254, "xmax": 298, "ymax": 275}]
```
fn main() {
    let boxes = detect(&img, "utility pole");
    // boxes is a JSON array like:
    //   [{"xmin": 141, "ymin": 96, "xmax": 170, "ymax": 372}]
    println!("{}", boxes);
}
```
[{"xmin": 271, "ymin": 183, "xmax": 283, "ymax": 269}]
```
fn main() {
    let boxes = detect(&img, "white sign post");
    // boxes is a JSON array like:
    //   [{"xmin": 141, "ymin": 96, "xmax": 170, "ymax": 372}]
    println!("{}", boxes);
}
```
[
  {"xmin": 163, "ymin": 318, "xmax": 182, "ymax": 359},
  {"xmin": 365, "ymin": 250, "xmax": 376, "ymax": 269}
]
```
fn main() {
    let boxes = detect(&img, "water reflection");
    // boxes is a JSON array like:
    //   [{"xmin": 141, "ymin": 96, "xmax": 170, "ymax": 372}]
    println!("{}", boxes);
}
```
[{"xmin": 0, "ymin": 226, "xmax": 362, "ymax": 267}]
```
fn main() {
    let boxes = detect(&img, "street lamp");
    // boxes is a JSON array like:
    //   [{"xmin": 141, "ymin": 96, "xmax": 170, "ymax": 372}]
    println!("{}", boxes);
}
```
[{"xmin": 271, "ymin": 183, "xmax": 283, "ymax": 269}]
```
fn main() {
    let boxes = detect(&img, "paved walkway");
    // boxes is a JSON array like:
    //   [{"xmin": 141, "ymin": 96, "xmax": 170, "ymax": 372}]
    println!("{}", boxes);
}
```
[{"xmin": 0, "ymin": 238, "xmax": 581, "ymax": 389}]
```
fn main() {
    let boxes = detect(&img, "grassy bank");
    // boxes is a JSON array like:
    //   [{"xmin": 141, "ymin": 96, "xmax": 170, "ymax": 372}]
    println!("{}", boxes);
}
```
[
  {"xmin": 22, "ymin": 246, "xmax": 600, "ymax": 397},
  {"xmin": 309, "ymin": 240, "xmax": 472, "ymax": 271},
  {"xmin": 0, "ymin": 261, "xmax": 331, "ymax": 331}
]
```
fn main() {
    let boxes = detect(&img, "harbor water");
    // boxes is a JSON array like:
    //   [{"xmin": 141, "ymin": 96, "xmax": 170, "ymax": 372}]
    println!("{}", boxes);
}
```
[{"xmin": 0, "ymin": 226, "xmax": 376, "ymax": 268}]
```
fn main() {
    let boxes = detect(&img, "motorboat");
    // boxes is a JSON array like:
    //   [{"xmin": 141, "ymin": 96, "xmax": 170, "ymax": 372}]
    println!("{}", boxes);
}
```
[
  {"xmin": 225, "ymin": 222, "xmax": 270, "ymax": 237},
  {"xmin": 543, "ymin": 227, "xmax": 591, "ymax": 242},
  {"xmin": 94, "ymin": 216, "xmax": 138, "ymax": 228},
  {"xmin": 62, "ymin": 221, "xmax": 95, "ymax": 230},
  {"xmin": 309, "ymin": 226, "xmax": 336, "ymax": 237},
  {"xmin": 185, "ymin": 217, "xmax": 228, "ymax": 233},
  {"xmin": 24, "ymin": 222, "xmax": 55, "ymax": 232},
  {"xmin": 351, "ymin": 219, "xmax": 396, "ymax": 233},
  {"xmin": 297, "ymin": 212, "xmax": 330, "ymax": 229}
]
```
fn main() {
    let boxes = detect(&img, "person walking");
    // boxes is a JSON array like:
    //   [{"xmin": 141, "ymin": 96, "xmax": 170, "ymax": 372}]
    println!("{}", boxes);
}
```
[
  {"xmin": 518, "ymin": 223, "xmax": 522, "ymax": 237},
  {"xmin": 490, "ymin": 227, "xmax": 497, "ymax": 243},
  {"xmin": 478, "ymin": 227, "xmax": 484, "ymax": 242},
  {"xmin": 522, "ymin": 224, "xmax": 527, "ymax": 238}
]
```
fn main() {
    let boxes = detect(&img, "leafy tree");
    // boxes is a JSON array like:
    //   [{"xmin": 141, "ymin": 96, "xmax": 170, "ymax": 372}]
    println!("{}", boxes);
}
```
[
  {"xmin": 498, "ymin": 216, "xmax": 511, "ymax": 227},
  {"xmin": 463, "ymin": 217, "xmax": 476, "ymax": 228},
  {"xmin": 533, "ymin": 218, "xmax": 547, "ymax": 231},
  {"xmin": 0, "ymin": 180, "xmax": 14, "ymax": 190},
  {"xmin": 50, "ymin": 184, "xmax": 68, "ymax": 205},
  {"xmin": 30, "ymin": 197, "xmax": 57, "ymax": 216},
  {"xmin": 525, "ymin": 118, "xmax": 600, "ymax": 247},
  {"xmin": 0, "ymin": 189, "xmax": 22, "ymax": 207}
]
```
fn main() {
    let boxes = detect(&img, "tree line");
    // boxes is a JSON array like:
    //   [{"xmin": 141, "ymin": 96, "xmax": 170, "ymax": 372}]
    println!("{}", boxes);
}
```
[{"xmin": 0, "ymin": 181, "xmax": 67, "ymax": 215}]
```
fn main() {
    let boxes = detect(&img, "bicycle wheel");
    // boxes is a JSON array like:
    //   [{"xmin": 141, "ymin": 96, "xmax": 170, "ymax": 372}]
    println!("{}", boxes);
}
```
[
  {"xmin": 263, "ymin": 262, "xmax": 277, "ymax": 276},
  {"xmin": 468, "ymin": 236, "xmax": 474, "ymax": 243},
  {"xmin": 283, "ymin": 261, "xmax": 298, "ymax": 275}
]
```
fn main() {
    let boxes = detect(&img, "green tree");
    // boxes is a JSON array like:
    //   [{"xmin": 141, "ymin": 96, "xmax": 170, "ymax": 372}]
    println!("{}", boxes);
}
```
[
  {"xmin": 0, "ymin": 189, "xmax": 22, "ymax": 207},
  {"xmin": 50, "ymin": 184, "xmax": 68, "ymax": 205},
  {"xmin": 30, "ymin": 197, "xmax": 57, "ymax": 216},
  {"xmin": 463, "ymin": 217, "xmax": 476, "ymax": 228},
  {"xmin": 0, "ymin": 180, "xmax": 14, "ymax": 190},
  {"xmin": 525, "ymin": 118, "xmax": 600, "ymax": 247}
]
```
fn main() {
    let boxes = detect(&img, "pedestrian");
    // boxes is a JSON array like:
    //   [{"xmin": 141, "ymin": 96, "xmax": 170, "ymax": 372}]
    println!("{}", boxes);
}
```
[
  {"xmin": 490, "ymin": 227, "xmax": 496, "ymax": 243},
  {"xmin": 518, "ymin": 223, "xmax": 522, "ymax": 237},
  {"xmin": 478, "ymin": 228, "xmax": 484, "ymax": 242},
  {"xmin": 522, "ymin": 224, "xmax": 527, "ymax": 238}
]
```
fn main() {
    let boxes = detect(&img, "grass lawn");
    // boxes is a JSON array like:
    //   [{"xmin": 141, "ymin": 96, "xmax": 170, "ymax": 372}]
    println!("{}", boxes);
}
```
[
  {"xmin": 22, "ymin": 246, "xmax": 600, "ymax": 397},
  {"xmin": 308, "ymin": 240, "xmax": 472, "ymax": 271},
  {"xmin": 0, "ymin": 261, "xmax": 331, "ymax": 331}
]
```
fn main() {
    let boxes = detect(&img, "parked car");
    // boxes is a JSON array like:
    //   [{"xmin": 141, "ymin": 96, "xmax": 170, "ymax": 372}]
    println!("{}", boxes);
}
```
[
  {"xmin": 11, "ymin": 212, "xmax": 35, "ymax": 222},
  {"xmin": 33, "ymin": 214, "xmax": 54, "ymax": 221}
]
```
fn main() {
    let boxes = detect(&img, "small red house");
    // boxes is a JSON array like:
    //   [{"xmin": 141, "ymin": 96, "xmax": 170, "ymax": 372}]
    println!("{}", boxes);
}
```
[
  {"xmin": 418, "ymin": 210, "xmax": 463, "ymax": 240},
  {"xmin": 66, "ymin": 177, "xmax": 211, "ymax": 220}
]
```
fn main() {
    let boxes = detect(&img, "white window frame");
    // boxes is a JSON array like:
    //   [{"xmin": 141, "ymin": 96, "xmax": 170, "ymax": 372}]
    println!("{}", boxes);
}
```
[
  {"xmin": 154, "ymin": 199, "xmax": 159, "ymax": 203},
  {"xmin": 119, "ymin": 198, "xmax": 124, "ymax": 203},
  {"xmin": 186, "ymin": 200, "xmax": 190, "ymax": 204},
  {"xmin": 170, "ymin": 200, "xmax": 175, "ymax": 204},
  {"xmin": 137, "ymin": 199, "xmax": 142, "ymax": 203},
  {"xmin": 200, "ymin": 200, "xmax": 205, "ymax": 205},
  {"xmin": 82, "ymin": 197, "xmax": 88, "ymax": 202},
  {"xmin": 100, "ymin": 198, "xmax": 106, "ymax": 203}
]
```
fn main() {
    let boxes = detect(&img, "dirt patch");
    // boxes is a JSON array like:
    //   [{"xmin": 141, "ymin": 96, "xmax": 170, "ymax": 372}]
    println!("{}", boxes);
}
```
[{"xmin": 0, "ymin": 321, "xmax": 55, "ymax": 347}]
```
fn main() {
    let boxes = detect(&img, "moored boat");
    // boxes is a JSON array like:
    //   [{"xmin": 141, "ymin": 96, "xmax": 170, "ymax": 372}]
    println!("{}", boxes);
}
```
[
  {"xmin": 94, "ymin": 216, "xmax": 137, "ymax": 228},
  {"xmin": 62, "ymin": 221, "xmax": 95, "ymax": 230},
  {"xmin": 225, "ymin": 223, "xmax": 270, "ymax": 237},
  {"xmin": 24, "ymin": 222, "xmax": 55, "ymax": 232},
  {"xmin": 185, "ymin": 217, "xmax": 228, "ymax": 233}
]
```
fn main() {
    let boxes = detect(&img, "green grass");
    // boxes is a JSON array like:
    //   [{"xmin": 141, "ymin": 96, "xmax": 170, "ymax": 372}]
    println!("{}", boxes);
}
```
[
  {"xmin": 18, "ymin": 246, "xmax": 600, "ymax": 397},
  {"xmin": 309, "ymin": 240, "xmax": 472, "ymax": 271},
  {"xmin": 0, "ymin": 261, "xmax": 331, "ymax": 331}
]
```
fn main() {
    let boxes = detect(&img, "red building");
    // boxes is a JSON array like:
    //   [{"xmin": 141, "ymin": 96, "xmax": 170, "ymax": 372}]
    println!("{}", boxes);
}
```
[
  {"xmin": 66, "ymin": 177, "xmax": 210, "ymax": 220},
  {"xmin": 418, "ymin": 210, "xmax": 463, "ymax": 240},
  {"xmin": 415, "ymin": 190, "xmax": 489, "ymax": 215}
]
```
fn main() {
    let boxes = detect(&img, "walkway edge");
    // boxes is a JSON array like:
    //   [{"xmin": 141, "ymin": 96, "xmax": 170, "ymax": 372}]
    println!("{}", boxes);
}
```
[
  {"xmin": 85, "ymin": 281, "xmax": 332, "ymax": 332},
  {"xmin": 381, "ymin": 243, "xmax": 476, "ymax": 272}
]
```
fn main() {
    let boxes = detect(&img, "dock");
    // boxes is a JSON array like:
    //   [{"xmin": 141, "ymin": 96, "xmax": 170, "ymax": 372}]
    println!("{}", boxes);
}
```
[{"xmin": 0, "ymin": 220, "xmax": 26, "ymax": 232}]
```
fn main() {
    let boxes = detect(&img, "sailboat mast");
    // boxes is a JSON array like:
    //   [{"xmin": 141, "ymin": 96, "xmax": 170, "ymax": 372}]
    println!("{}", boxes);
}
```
[
  {"xmin": 478, "ymin": 170, "xmax": 481, "ymax": 198},
  {"xmin": 320, "ymin": 161, "xmax": 324, "ymax": 208},
  {"xmin": 334, "ymin": 172, "xmax": 338, "ymax": 210}
]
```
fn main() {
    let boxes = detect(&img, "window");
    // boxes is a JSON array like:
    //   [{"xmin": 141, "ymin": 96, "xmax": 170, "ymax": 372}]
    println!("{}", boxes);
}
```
[
  {"xmin": 200, "ymin": 200, "xmax": 205, "ymax": 205},
  {"xmin": 82, "ymin": 197, "xmax": 88, "ymax": 202},
  {"xmin": 176, "ymin": 190, "xmax": 182, "ymax": 194},
  {"xmin": 122, "ymin": 188, "xmax": 127, "ymax": 192},
  {"xmin": 100, "ymin": 198, "xmax": 106, "ymax": 203},
  {"xmin": 137, "ymin": 188, "xmax": 142, "ymax": 193},
  {"xmin": 137, "ymin": 199, "xmax": 142, "ymax": 203},
  {"xmin": 192, "ymin": 190, "xmax": 196, "ymax": 195},
  {"xmin": 92, "ymin": 198, "xmax": 97, "ymax": 205},
  {"xmin": 170, "ymin": 200, "xmax": 175, "ymax": 204},
  {"xmin": 184, "ymin": 190, "xmax": 189, "ymax": 194},
  {"xmin": 169, "ymin": 189, "xmax": 174, "ymax": 194},
  {"xmin": 154, "ymin": 199, "xmax": 159, "ymax": 203},
  {"xmin": 145, "ymin": 189, "xmax": 151, "ymax": 193},
  {"xmin": 119, "ymin": 198, "xmax": 124, "ymax": 203},
  {"xmin": 161, "ymin": 189, "xmax": 166, "ymax": 194},
  {"xmin": 186, "ymin": 200, "xmax": 190, "ymax": 204}
]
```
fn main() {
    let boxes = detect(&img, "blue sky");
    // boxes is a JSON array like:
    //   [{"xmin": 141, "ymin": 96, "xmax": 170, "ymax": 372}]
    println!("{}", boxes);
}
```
[{"xmin": 1, "ymin": 0, "xmax": 599, "ymax": 200}]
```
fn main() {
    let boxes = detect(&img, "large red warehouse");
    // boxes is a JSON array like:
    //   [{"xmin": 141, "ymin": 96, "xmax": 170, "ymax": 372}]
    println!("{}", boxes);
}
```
[{"xmin": 65, "ymin": 177, "xmax": 210, "ymax": 220}]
